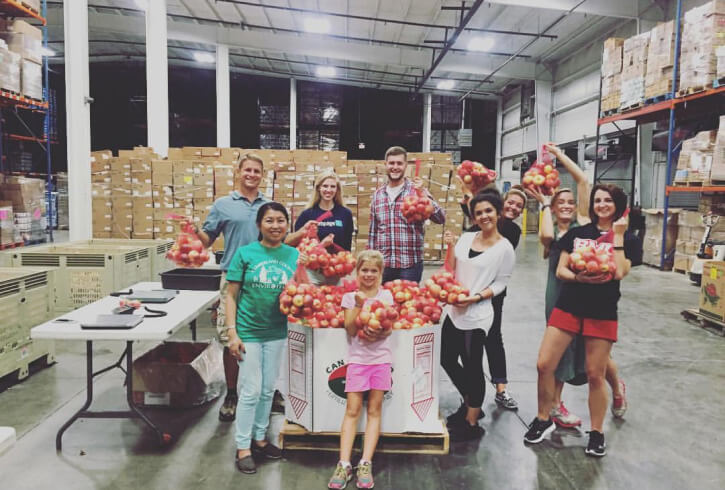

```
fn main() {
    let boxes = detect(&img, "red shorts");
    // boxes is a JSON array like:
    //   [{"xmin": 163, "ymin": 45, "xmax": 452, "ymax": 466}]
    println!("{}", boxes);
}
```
[{"xmin": 548, "ymin": 308, "xmax": 618, "ymax": 342}]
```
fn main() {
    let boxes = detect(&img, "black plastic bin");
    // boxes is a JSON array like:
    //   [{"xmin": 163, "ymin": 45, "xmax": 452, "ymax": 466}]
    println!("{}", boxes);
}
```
[
  {"xmin": 160, "ymin": 268, "xmax": 222, "ymax": 291},
  {"xmin": 214, "ymin": 251, "xmax": 224, "ymax": 265}
]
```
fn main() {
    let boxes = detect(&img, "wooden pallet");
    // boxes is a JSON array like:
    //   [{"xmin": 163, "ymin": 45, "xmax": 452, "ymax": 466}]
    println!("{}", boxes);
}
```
[
  {"xmin": 681, "ymin": 308, "xmax": 725, "ymax": 337},
  {"xmin": 672, "ymin": 180, "xmax": 691, "ymax": 187},
  {"xmin": 678, "ymin": 85, "xmax": 707, "ymax": 97},
  {"xmin": 21, "ymin": 1, "xmax": 41, "ymax": 16},
  {"xmin": 600, "ymin": 108, "xmax": 620, "ymax": 117},
  {"xmin": 644, "ymin": 93, "xmax": 673, "ymax": 105},
  {"xmin": 620, "ymin": 102, "xmax": 643, "ymax": 112},
  {"xmin": 278, "ymin": 420, "xmax": 449, "ymax": 455},
  {"xmin": 673, "ymin": 266, "xmax": 687, "ymax": 274}
]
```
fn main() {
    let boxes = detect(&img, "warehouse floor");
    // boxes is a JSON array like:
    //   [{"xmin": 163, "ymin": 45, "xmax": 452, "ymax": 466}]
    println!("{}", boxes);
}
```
[{"xmin": 1, "ymin": 236, "xmax": 724, "ymax": 489}]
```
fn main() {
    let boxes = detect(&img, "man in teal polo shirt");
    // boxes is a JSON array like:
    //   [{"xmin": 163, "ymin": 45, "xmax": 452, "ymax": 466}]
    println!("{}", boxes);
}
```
[{"xmin": 195, "ymin": 153, "xmax": 268, "ymax": 422}]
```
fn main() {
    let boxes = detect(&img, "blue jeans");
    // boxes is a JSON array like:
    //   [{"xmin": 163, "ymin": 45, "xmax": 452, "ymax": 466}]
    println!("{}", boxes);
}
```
[
  {"xmin": 235, "ymin": 338, "xmax": 285, "ymax": 449},
  {"xmin": 382, "ymin": 262, "xmax": 424, "ymax": 284}
]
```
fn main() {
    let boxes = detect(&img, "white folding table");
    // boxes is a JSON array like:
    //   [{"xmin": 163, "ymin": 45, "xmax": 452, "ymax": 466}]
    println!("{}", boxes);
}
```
[{"xmin": 30, "ymin": 282, "xmax": 220, "ymax": 450}]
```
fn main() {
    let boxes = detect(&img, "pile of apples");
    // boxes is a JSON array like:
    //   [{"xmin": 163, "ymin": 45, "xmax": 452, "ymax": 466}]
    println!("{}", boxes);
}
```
[
  {"xmin": 568, "ymin": 239, "xmax": 616, "ymax": 278},
  {"xmin": 383, "ymin": 279, "xmax": 422, "ymax": 304},
  {"xmin": 297, "ymin": 237, "xmax": 356, "ymax": 278},
  {"xmin": 166, "ymin": 221, "xmax": 210, "ymax": 268},
  {"xmin": 401, "ymin": 190, "xmax": 435, "ymax": 224},
  {"xmin": 280, "ymin": 281, "xmax": 346, "ymax": 328},
  {"xmin": 522, "ymin": 151, "xmax": 561, "ymax": 196},
  {"xmin": 422, "ymin": 271, "xmax": 470, "ymax": 306},
  {"xmin": 397, "ymin": 296, "xmax": 442, "ymax": 326},
  {"xmin": 355, "ymin": 300, "xmax": 400, "ymax": 337},
  {"xmin": 457, "ymin": 160, "xmax": 497, "ymax": 192}
]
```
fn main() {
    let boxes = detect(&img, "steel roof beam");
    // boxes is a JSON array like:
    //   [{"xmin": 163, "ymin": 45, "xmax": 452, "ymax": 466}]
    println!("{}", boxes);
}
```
[{"xmin": 483, "ymin": 0, "xmax": 638, "ymax": 19}]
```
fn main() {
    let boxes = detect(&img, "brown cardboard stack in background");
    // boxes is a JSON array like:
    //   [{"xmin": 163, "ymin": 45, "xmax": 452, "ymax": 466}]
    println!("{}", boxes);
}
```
[
  {"xmin": 675, "ymin": 130, "xmax": 718, "ymax": 183},
  {"xmin": 679, "ymin": 0, "xmax": 725, "ymax": 93},
  {"xmin": 643, "ymin": 208, "xmax": 680, "ymax": 269},
  {"xmin": 709, "ymin": 116, "xmax": 725, "ymax": 181},
  {"xmin": 620, "ymin": 32, "xmax": 650, "ymax": 108},
  {"xmin": 645, "ymin": 21, "xmax": 676, "ymax": 99},
  {"xmin": 600, "ymin": 38, "xmax": 624, "ymax": 113}
]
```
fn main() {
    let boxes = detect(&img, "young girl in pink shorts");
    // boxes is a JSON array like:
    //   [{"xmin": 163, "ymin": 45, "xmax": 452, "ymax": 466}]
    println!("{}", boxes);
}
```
[{"xmin": 328, "ymin": 250, "xmax": 394, "ymax": 489}]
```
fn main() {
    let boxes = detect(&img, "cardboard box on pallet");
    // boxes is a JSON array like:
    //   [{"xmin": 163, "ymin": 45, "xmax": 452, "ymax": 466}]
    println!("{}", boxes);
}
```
[
  {"xmin": 0, "ymin": 46, "xmax": 21, "ymax": 94},
  {"xmin": 284, "ymin": 323, "xmax": 443, "ymax": 433},
  {"xmin": 709, "ymin": 116, "xmax": 725, "ymax": 180},
  {"xmin": 642, "ymin": 208, "xmax": 680, "ymax": 268},
  {"xmin": 620, "ymin": 32, "xmax": 650, "ymax": 108},
  {"xmin": 645, "ymin": 21, "xmax": 676, "ymax": 99},
  {"xmin": 0, "ymin": 18, "xmax": 42, "ymax": 64},
  {"xmin": 0, "ymin": 204, "xmax": 16, "ymax": 245},
  {"xmin": 151, "ymin": 160, "xmax": 173, "ymax": 186},
  {"xmin": 679, "ymin": 1, "xmax": 725, "ymax": 92},
  {"xmin": 677, "ymin": 131, "xmax": 717, "ymax": 182}
]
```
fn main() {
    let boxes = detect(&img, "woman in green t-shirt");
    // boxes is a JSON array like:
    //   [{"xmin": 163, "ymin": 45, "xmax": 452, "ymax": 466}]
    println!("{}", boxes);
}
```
[
  {"xmin": 527, "ymin": 143, "xmax": 627, "ymax": 429},
  {"xmin": 224, "ymin": 202, "xmax": 299, "ymax": 475}
]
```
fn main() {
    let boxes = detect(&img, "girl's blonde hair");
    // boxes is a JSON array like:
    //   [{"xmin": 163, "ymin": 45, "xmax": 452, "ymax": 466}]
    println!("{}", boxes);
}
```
[
  {"xmin": 306, "ymin": 170, "xmax": 344, "ymax": 209},
  {"xmin": 355, "ymin": 250, "xmax": 384, "ymax": 274},
  {"xmin": 504, "ymin": 185, "xmax": 527, "ymax": 206}
]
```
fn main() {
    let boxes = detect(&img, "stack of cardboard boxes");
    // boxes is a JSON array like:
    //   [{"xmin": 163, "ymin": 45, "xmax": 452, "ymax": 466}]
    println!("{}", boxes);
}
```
[
  {"xmin": 679, "ymin": 0, "xmax": 725, "ymax": 93},
  {"xmin": 91, "ymin": 148, "xmax": 461, "ymax": 263},
  {"xmin": 600, "ymin": 38, "xmax": 624, "ymax": 114},
  {"xmin": 645, "ymin": 21, "xmax": 676, "ymax": 99},
  {"xmin": 620, "ymin": 32, "xmax": 650, "ymax": 109},
  {"xmin": 0, "ymin": 176, "xmax": 46, "ymax": 243},
  {"xmin": 675, "ymin": 130, "xmax": 718, "ymax": 184},
  {"xmin": 642, "ymin": 208, "xmax": 679, "ymax": 269},
  {"xmin": 708, "ymin": 116, "xmax": 725, "ymax": 182},
  {"xmin": 0, "ymin": 18, "xmax": 42, "ymax": 100}
]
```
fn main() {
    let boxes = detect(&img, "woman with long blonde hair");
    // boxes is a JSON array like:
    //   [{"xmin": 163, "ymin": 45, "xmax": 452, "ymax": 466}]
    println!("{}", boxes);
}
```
[{"xmin": 285, "ymin": 171, "xmax": 355, "ymax": 284}]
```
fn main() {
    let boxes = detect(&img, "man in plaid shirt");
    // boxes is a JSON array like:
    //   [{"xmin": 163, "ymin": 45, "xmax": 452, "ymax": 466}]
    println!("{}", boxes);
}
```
[{"xmin": 367, "ymin": 146, "xmax": 446, "ymax": 283}]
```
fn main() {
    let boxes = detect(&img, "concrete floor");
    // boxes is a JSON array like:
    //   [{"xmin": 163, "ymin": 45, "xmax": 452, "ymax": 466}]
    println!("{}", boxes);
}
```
[{"xmin": 1, "ymin": 235, "xmax": 724, "ymax": 489}]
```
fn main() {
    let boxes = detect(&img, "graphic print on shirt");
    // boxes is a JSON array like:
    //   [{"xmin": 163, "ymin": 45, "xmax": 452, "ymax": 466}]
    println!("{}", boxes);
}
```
[{"xmin": 250, "ymin": 260, "xmax": 290, "ymax": 289}]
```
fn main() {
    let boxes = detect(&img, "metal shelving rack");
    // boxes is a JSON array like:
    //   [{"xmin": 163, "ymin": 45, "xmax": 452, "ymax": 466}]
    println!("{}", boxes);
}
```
[
  {"xmin": 0, "ymin": 0, "xmax": 53, "ymax": 242},
  {"xmin": 594, "ymin": 0, "xmax": 725, "ymax": 269}
]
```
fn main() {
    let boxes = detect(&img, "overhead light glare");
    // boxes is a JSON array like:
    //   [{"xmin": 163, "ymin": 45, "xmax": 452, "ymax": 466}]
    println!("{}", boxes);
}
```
[
  {"xmin": 468, "ymin": 36, "xmax": 495, "ymax": 52},
  {"xmin": 437, "ymin": 80, "xmax": 455, "ymax": 90},
  {"xmin": 134, "ymin": 0, "xmax": 147, "ymax": 11},
  {"xmin": 193, "ymin": 51, "xmax": 215, "ymax": 63},
  {"xmin": 304, "ymin": 17, "xmax": 331, "ymax": 34},
  {"xmin": 316, "ymin": 66, "xmax": 336, "ymax": 78},
  {"xmin": 40, "ymin": 46, "xmax": 55, "ymax": 57}
]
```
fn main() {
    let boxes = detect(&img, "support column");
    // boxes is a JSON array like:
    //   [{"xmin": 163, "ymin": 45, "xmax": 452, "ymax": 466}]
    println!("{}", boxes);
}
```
[
  {"xmin": 290, "ymin": 78, "xmax": 297, "ymax": 150},
  {"xmin": 495, "ymin": 96, "xmax": 503, "ymax": 178},
  {"xmin": 422, "ymin": 93, "xmax": 432, "ymax": 153},
  {"xmin": 216, "ymin": 44, "xmax": 230, "ymax": 148},
  {"xmin": 145, "ymin": 0, "xmax": 169, "ymax": 157},
  {"xmin": 534, "ymin": 80, "xmax": 553, "ymax": 161},
  {"xmin": 64, "ymin": 0, "xmax": 92, "ymax": 240}
]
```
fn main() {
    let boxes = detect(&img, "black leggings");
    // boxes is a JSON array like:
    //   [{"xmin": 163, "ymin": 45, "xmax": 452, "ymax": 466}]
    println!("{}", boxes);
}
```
[
  {"xmin": 440, "ymin": 316, "xmax": 487, "ymax": 408},
  {"xmin": 486, "ymin": 294, "xmax": 508, "ymax": 385}
]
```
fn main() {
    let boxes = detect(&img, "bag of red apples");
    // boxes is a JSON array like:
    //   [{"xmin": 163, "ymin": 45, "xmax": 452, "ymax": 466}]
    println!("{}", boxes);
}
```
[
  {"xmin": 165, "ymin": 217, "xmax": 210, "ymax": 268},
  {"xmin": 522, "ymin": 145, "xmax": 561, "ymax": 196},
  {"xmin": 383, "ymin": 279, "xmax": 442, "ymax": 328},
  {"xmin": 401, "ymin": 159, "xmax": 435, "ymax": 224},
  {"xmin": 567, "ymin": 238, "xmax": 616, "ymax": 278},
  {"xmin": 297, "ymin": 211, "xmax": 357, "ymax": 279},
  {"xmin": 456, "ymin": 160, "xmax": 497, "ymax": 193},
  {"xmin": 422, "ymin": 244, "xmax": 471, "ymax": 306},
  {"xmin": 279, "ymin": 257, "xmax": 346, "ymax": 328}
]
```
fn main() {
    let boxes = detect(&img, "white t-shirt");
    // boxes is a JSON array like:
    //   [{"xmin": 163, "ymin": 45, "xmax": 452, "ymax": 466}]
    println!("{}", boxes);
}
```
[
  {"xmin": 386, "ymin": 183, "xmax": 405, "ymax": 202},
  {"xmin": 444, "ymin": 232, "xmax": 516, "ymax": 332}
]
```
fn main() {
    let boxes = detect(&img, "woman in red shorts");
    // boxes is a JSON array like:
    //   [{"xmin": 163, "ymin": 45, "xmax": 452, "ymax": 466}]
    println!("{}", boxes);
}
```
[{"xmin": 524, "ymin": 184, "xmax": 641, "ymax": 457}]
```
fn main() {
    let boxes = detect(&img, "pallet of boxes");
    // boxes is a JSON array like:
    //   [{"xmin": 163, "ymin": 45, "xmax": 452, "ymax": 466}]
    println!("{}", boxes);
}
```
[
  {"xmin": 600, "ymin": 38, "xmax": 624, "ymax": 116},
  {"xmin": 620, "ymin": 32, "xmax": 649, "ymax": 111},
  {"xmin": 0, "ymin": 18, "xmax": 43, "ymax": 101},
  {"xmin": 645, "ymin": 21, "xmax": 676, "ymax": 101},
  {"xmin": 674, "ymin": 130, "xmax": 718, "ymax": 186},
  {"xmin": 679, "ymin": 0, "xmax": 725, "ymax": 95},
  {"xmin": 0, "ymin": 175, "xmax": 47, "ymax": 244},
  {"xmin": 642, "ymin": 208, "xmax": 679, "ymax": 270}
]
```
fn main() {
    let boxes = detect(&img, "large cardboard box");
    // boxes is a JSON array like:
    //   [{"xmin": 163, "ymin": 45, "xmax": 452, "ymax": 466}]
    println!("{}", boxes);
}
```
[
  {"xmin": 0, "ymin": 19, "xmax": 42, "ymax": 63},
  {"xmin": 132, "ymin": 342, "xmax": 224, "ymax": 408},
  {"xmin": 642, "ymin": 208, "xmax": 680, "ymax": 268},
  {"xmin": 285, "ymin": 323, "xmax": 443, "ymax": 433},
  {"xmin": 699, "ymin": 261, "xmax": 725, "ymax": 321}
]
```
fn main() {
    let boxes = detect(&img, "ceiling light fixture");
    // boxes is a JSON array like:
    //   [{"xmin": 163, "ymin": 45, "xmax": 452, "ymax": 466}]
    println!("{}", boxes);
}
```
[
  {"xmin": 316, "ymin": 66, "xmax": 336, "ymax": 78},
  {"xmin": 193, "ymin": 51, "xmax": 215, "ymax": 63},
  {"xmin": 467, "ymin": 36, "xmax": 495, "ymax": 52},
  {"xmin": 437, "ymin": 80, "xmax": 455, "ymax": 90},
  {"xmin": 304, "ymin": 17, "xmax": 331, "ymax": 34}
]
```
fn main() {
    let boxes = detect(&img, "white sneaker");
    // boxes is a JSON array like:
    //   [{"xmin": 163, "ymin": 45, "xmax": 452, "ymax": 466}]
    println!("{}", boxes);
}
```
[{"xmin": 550, "ymin": 401, "xmax": 582, "ymax": 428}]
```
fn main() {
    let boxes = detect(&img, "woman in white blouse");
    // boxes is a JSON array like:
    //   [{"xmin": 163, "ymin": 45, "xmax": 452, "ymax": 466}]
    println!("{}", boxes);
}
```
[{"xmin": 441, "ymin": 191, "xmax": 516, "ymax": 440}]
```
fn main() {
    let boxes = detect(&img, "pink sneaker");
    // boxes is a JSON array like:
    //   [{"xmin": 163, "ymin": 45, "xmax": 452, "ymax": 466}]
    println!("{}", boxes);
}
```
[
  {"xmin": 328, "ymin": 462, "xmax": 353, "ymax": 489},
  {"xmin": 550, "ymin": 401, "xmax": 582, "ymax": 428},
  {"xmin": 356, "ymin": 461, "xmax": 374, "ymax": 489},
  {"xmin": 612, "ymin": 380, "xmax": 627, "ymax": 418}
]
